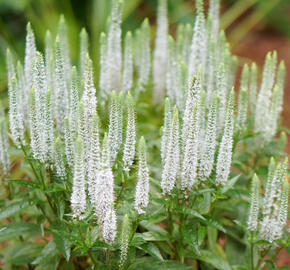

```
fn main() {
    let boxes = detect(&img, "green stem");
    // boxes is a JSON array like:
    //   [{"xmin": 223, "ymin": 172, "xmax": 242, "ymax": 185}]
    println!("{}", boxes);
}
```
[
  {"xmin": 255, "ymin": 246, "xmax": 270, "ymax": 270},
  {"xmin": 167, "ymin": 202, "xmax": 177, "ymax": 259},
  {"xmin": 20, "ymin": 144, "xmax": 56, "ymax": 218},
  {"xmin": 250, "ymin": 232, "xmax": 254, "ymax": 270},
  {"xmin": 78, "ymin": 225, "xmax": 98, "ymax": 269}
]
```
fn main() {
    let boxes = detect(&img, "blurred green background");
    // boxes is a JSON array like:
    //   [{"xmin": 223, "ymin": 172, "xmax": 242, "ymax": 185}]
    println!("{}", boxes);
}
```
[{"xmin": 0, "ymin": 0, "xmax": 290, "ymax": 103}]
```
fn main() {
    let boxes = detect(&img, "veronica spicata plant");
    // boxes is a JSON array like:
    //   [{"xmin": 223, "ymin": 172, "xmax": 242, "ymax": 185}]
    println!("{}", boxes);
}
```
[{"xmin": 0, "ymin": 0, "xmax": 288, "ymax": 269}]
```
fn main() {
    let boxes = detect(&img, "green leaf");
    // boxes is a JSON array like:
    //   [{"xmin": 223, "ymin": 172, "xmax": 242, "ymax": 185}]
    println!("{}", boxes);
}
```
[
  {"xmin": 207, "ymin": 227, "xmax": 217, "ymax": 251},
  {"xmin": 131, "ymin": 234, "xmax": 146, "ymax": 247},
  {"xmin": 6, "ymin": 243, "xmax": 43, "ymax": 265},
  {"xmin": 265, "ymin": 260, "xmax": 275, "ymax": 270},
  {"xmin": 197, "ymin": 224, "xmax": 207, "ymax": 246},
  {"xmin": 191, "ymin": 250, "xmax": 231, "ymax": 270},
  {"xmin": 7, "ymin": 179, "xmax": 39, "ymax": 189},
  {"xmin": 0, "ymin": 222, "xmax": 40, "ymax": 241},
  {"xmin": 51, "ymin": 225, "xmax": 72, "ymax": 261},
  {"xmin": 35, "ymin": 256, "xmax": 60, "ymax": 270},
  {"xmin": 202, "ymin": 216, "xmax": 226, "ymax": 233},
  {"xmin": 176, "ymin": 244, "xmax": 184, "ymax": 263},
  {"xmin": 0, "ymin": 199, "xmax": 38, "ymax": 220},
  {"xmin": 199, "ymin": 192, "xmax": 211, "ymax": 214},
  {"xmin": 128, "ymin": 257, "xmax": 190, "ymax": 270},
  {"xmin": 138, "ymin": 242, "xmax": 164, "ymax": 261},
  {"xmin": 58, "ymin": 260, "xmax": 75, "ymax": 270},
  {"xmin": 32, "ymin": 241, "xmax": 58, "ymax": 264},
  {"xmin": 221, "ymin": 175, "xmax": 240, "ymax": 194},
  {"xmin": 182, "ymin": 225, "xmax": 200, "ymax": 255},
  {"xmin": 139, "ymin": 230, "xmax": 170, "ymax": 241}
]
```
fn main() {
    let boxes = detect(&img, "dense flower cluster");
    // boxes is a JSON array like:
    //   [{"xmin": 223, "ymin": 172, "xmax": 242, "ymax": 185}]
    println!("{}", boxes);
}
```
[{"xmin": 1, "ymin": 0, "xmax": 288, "ymax": 250}]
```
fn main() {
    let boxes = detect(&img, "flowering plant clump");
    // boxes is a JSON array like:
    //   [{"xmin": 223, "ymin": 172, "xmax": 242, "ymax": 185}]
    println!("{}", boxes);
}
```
[{"xmin": 0, "ymin": 0, "xmax": 289, "ymax": 269}]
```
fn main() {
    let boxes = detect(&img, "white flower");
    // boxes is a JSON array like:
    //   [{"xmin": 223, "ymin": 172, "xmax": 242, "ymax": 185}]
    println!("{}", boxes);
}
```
[
  {"xmin": 123, "ymin": 93, "xmax": 136, "ymax": 171},
  {"xmin": 102, "ymin": 207, "xmax": 117, "ymax": 244},
  {"xmin": 71, "ymin": 136, "xmax": 86, "ymax": 219},
  {"xmin": 216, "ymin": 89, "xmax": 234, "ymax": 186},
  {"xmin": 134, "ymin": 137, "xmax": 149, "ymax": 214},
  {"xmin": 247, "ymin": 174, "xmax": 260, "ymax": 231},
  {"xmin": 161, "ymin": 107, "xmax": 180, "ymax": 194},
  {"xmin": 122, "ymin": 32, "xmax": 133, "ymax": 92},
  {"xmin": 153, "ymin": 0, "xmax": 168, "ymax": 101}
]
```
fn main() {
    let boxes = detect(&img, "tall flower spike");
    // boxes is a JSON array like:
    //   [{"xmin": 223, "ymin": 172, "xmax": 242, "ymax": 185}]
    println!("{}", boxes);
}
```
[
  {"xmin": 254, "ymin": 52, "xmax": 277, "ymax": 139},
  {"xmin": 240, "ymin": 64, "xmax": 249, "ymax": 92},
  {"xmin": 267, "ymin": 85, "xmax": 280, "ymax": 140},
  {"xmin": 153, "ymin": 0, "xmax": 168, "ymax": 101},
  {"xmin": 8, "ymin": 76, "xmax": 24, "ymax": 147},
  {"xmin": 188, "ymin": 0, "xmax": 206, "ymax": 81},
  {"xmin": 6, "ymin": 49, "xmax": 16, "ymax": 89},
  {"xmin": 119, "ymin": 214, "xmax": 131, "ymax": 268},
  {"xmin": 57, "ymin": 15, "xmax": 71, "ymax": 76},
  {"xmin": 45, "ymin": 31, "xmax": 53, "ymax": 91},
  {"xmin": 108, "ymin": 92, "xmax": 123, "ymax": 163},
  {"xmin": 64, "ymin": 117, "xmax": 74, "ymax": 167},
  {"xmin": 54, "ymin": 35, "xmax": 69, "ymax": 131},
  {"xmin": 122, "ymin": 32, "xmax": 133, "ymax": 92},
  {"xmin": 177, "ymin": 23, "xmax": 192, "ymax": 67},
  {"xmin": 199, "ymin": 92, "xmax": 218, "ymax": 180},
  {"xmin": 236, "ymin": 88, "xmax": 248, "ymax": 130},
  {"xmin": 69, "ymin": 66, "xmax": 80, "ymax": 135},
  {"xmin": 106, "ymin": 0, "xmax": 123, "ymax": 93},
  {"xmin": 71, "ymin": 136, "xmax": 86, "ymax": 219},
  {"xmin": 32, "ymin": 52, "xmax": 47, "ymax": 161},
  {"xmin": 88, "ymin": 111, "xmax": 101, "ymax": 204},
  {"xmin": 161, "ymin": 107, "xmax": 180, "ymax": 195},
  {"xmin": 29, "ymin": 88, "xmax": 41, "ymax": 159},
  {"xmin": 94, "ymin": 161, "xmax": 115, "ymax": 225},
  {"xmin": 123, "ymin": 93, "xmax": 136, "ymax": 171},
  {"xmin": 137, "ymin": 18, "xmax": 151, "ymax": 90},
  {"xmin": 216, "ymin": 63, "xmax": 227, "ymax": 130},
  {"xmin": 182, "ymin": 76, "xmax": 201, "ymax": 153},
  {"xmin": 209, "ymin": 0, "xmax": 220, "ymax": 41},
  {"xmin": 99, "ymin": 32, "xmax": 108, "ymax": 98},
  {"xmin": 216, "ymin": 88, "xmax": 235, "ymax": 186},
  {"xmin": 262, "ymin": 157, "xmax": 276, "ymax": 216},
  {"xmin": 44, "ymin": 89, "xmax": 54, "ymax": 164},
  {"xmin": 247, "ymin": 174, "xmax": 260, "ymax": 231},
  {"xmin": 24, "ymin": 23, "xmax": 37, "ymax": 97},
  {"xmin": 161, "ymin": 98, "xmax": 171, "ymax": 165},
  {"xmin": 166, "ymin": 36, "xmax": 177, "ymax": 101},
  {"xmin": 0, "ymin": 113, "xmax": 10, "ymax": 175},
  {"xmin": 101, "ymin": 133, "xmax": 110, "ymax": 168},
  {"xmin": 277, "ymin": 179, "xmax": 289, "ymax": 236},
  {"xmin": 198, "ymin": 90, "xmax": 207, "ymax": 156},
  {"xmin": 260, "ymin": 158, "xmax": 288, "ymax": 242},
  {"xmin": 77, "ymin": 100, "xmax": 88, "ymax": 154},
  {"xmin": 83, "ymin": 54, "xmax": 97, "ymax": 121},
  {"xmin": 102, "ymin": 206, "xmax": 117, "ymax": 244},
  {"xmin": 54, "ymin": 137, "xmax": 66, "ymax": 177},
  {"xmin": 18, "ymin": 61, "xmax": 28, "ymax": 122},
  {"xmin": 135, "ymin": 136, "xmax": 150, "ymax": 214},
  {"xmin": 275, "ymin": 61, "xmax": 285, "ymax": 118},
  {"xmin": 181, "ymin": 103, "xmax": 199, "ymax": 191},
  {"xmin": 79, "ymin": 28, "xmax": 89, "ymax": 78},
  {"xmin": 249, "ymin": 62, "xmax": 258, "ymax": 114}
]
